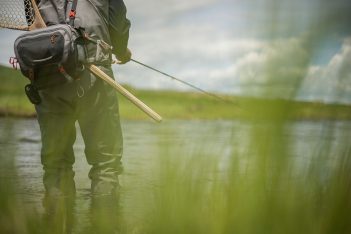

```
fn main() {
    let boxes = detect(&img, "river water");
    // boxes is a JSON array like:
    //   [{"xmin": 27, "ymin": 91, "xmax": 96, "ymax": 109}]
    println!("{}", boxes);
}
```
[{"xmin": 0, "ymin": 118, "xmax": 350, "ymax": 232}]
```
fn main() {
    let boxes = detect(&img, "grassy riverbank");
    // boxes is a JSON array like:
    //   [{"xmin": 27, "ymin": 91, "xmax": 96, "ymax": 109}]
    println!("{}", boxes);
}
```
[{"xmin": 1, "ymin": 65, "xmax": 351, "ymax": 120}]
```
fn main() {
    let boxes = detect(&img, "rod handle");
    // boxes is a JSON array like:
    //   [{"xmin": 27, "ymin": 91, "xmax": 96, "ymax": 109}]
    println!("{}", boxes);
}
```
[{"xmin": 87, "ymin": 64, "xmax": 162, "ymax": 123}]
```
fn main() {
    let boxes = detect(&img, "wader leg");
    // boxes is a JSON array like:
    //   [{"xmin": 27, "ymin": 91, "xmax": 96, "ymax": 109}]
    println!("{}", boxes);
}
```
[
  {"xmin": 39, "ymin": 114, "xmax": 76, "ymax": 197},
  {"xmin": 35, "ymin": 85, "xmax": 78, "ymax": 197},
  {"xmin": 78, "ymin": 68, "xmax": 123, "ymax": 196},
  {"xmin": 35, "ymin": 85, "xmax": 78, "ymax": 234}
]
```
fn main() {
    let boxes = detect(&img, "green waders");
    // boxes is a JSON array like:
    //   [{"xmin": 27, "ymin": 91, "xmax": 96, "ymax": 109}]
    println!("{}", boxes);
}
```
[{"xmin": 35, "ymin": 66, "xmax": 123, "ymax": 197}]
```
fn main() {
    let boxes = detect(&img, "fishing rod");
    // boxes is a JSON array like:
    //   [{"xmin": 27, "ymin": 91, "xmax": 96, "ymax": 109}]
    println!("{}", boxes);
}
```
[{"xmin": 129, "ymin": 59, "xmax": 235, "ymax": 104}]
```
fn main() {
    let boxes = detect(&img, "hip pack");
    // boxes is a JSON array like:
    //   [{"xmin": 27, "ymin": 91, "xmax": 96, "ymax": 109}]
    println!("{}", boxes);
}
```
[{"xmin": 14, "ymin": 24, "xmax": 86, "ymax": 88}]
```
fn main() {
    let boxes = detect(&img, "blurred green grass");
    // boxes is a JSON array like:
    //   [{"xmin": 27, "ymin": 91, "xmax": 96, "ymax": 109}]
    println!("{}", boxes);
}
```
[
  {"xmin": 119, "ymin": 118, "xmax": 351, "ymax": 234},
  {"xmin": 1, "ymin": 117, "xmax": 351, "ymax": 233}
]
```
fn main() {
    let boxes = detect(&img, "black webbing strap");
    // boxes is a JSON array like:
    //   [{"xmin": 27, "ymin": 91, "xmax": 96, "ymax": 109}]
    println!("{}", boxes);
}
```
[{"xmin": 69, "ymin": 0, "xmax": 78, "ymax": 26}]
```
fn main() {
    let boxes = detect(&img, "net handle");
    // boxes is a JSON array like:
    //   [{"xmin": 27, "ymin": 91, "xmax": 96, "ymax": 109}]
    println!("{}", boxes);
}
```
[{"xmin": 28, "ymin": 0, "xmax": 46, "ymax": 30}]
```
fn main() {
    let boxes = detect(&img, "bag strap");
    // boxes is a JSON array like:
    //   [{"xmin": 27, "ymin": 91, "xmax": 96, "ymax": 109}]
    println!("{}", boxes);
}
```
[{"xmin": 68, "ymin": 0, "xmax": 78, "ymax": 26}]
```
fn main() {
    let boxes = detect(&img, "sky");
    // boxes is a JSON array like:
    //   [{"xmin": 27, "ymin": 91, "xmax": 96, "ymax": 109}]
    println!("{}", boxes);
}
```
[{"xmin": 1, "ymin": 0, "xmax": 351, "ymax": 104}]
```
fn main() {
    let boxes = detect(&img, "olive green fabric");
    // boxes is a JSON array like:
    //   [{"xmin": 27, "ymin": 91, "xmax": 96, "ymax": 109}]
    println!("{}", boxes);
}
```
[{"xmin": 35, "ymin": 66, "xmax": 123, "ymax": 196}]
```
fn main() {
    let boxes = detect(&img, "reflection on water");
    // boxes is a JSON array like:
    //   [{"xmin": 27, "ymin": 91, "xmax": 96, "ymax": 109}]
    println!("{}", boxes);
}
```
[{"xmin": 0, "ymin": 118, "xmax": 350, "ymax": 233}]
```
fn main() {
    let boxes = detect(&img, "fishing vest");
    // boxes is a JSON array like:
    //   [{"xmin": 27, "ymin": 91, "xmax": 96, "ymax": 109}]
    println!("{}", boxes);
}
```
[{"xmin": 38, "ymin": 0, "xmax": 112, "ymax": 65}]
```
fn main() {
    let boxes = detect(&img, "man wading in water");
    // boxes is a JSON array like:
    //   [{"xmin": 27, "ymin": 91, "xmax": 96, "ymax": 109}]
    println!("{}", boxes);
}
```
[{"xmin": 34, "ymin": 0, "xmax": 131, "ymax": 232}]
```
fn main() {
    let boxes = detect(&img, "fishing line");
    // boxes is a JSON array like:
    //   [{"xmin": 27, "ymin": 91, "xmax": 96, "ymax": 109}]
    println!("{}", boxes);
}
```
[{"xmin": 130, "ymin": 59, "xmax": 235, "ymax": 104}]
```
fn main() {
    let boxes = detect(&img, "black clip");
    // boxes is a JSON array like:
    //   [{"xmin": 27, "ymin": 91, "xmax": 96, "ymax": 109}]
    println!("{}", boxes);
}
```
[{"xmin": 25, "ymin": 84, "xmax": 41, "ymax": 105}]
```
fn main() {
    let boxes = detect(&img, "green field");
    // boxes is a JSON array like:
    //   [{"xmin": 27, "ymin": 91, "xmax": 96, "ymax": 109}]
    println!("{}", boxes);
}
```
[{"xmin": 1, "ymin": 65, "xmax": 351, "ymax": 120}]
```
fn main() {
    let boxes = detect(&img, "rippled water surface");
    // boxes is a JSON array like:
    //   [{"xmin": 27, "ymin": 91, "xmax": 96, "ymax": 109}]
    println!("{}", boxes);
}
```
[{"xmin": 1, "ymin": 118, "xmax": 350, "ymax": 232}]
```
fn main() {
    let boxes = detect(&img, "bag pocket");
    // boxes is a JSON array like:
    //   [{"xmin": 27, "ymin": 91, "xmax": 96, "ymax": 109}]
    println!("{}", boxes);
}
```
[{"xmin": 14, "ymin": 24, "xmax": 83, "ymax": 88}]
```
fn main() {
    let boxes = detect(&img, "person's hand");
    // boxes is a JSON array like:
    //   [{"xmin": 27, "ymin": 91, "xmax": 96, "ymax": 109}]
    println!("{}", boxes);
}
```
[{"xmin": 116, "ymin": 48, "xmax": 132, "ymax": 64}]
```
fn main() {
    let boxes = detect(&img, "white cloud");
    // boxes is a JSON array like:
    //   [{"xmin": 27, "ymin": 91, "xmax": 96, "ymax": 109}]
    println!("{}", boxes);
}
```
[
  {"xmin": 127, "ymin": 0, "xmax": 218, "ymax": 19},
  {"xmin": 119, "ymin": 35, "xmax": 314, "ymax": 99},
  {"xmin": 211, "ymin": 37, "xmax": 311, "ymax": 98},
  {"xmin": 300, "ymin": 37, "xmax": 351, "ymax": 103}
]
